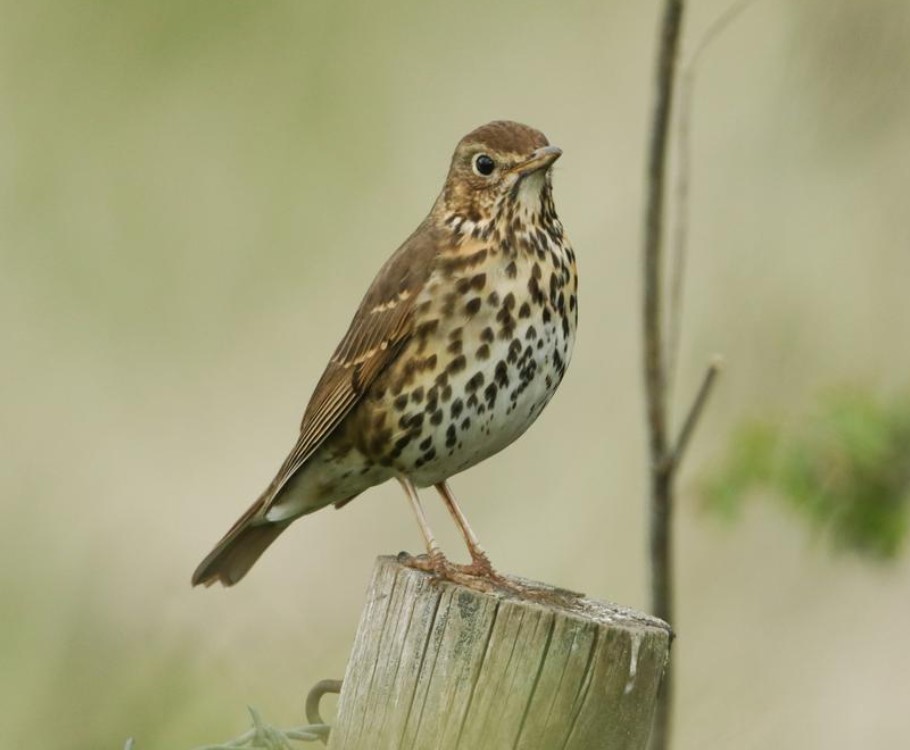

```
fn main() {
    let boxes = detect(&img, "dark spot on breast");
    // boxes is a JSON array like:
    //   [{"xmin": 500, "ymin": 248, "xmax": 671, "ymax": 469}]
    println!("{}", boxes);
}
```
[
  {"xmin": 441, "ymin": 384, "xmax": 453, "ymax": 402},
  {"xmin": 476, "ymin": 343, "xmax": 490, "ymax": 360},
  {"xmin": 465, "ymin": 297, "xmax": 482, "ymax": 316},
  {"xmin": 419, "ymin": 435, "xmax": 433, "ymax": 451},
  {"xmin": 451, "ymin": 398, "xmax": 464, "ymax": 418},
  {"xmin": 448, "ymin": 354, "xmax": 467, "ymax": 374},
  {"xmin": 505, "ymin": 260, "xmax": 517, "ymax": 278},
  {"xmin": 470, "ymin": 273, "xmax": 486, "ymax": 291},
  {"xmin": 525, "ymin": 325, "xmax": 538, "ymax": 340},
  {"xmin": 549, "ymin": 274, "xmax": 559, "ymax": 304},
  {"xmin": 528, "ymin": 275, "xmax": 544, "ymax": 304},
  {"xmin": 466, "ymin": 372, "xmax": 485, "ymax": 393},
  {"xmin": 507, "ymin": 339, "xmax": 522, "ymax": 364},
  {"xmin": 411, "ymin": 387, "xmax": 424, "ymax": 403},
  {"xmin": 461, "ymin": 416, "xmax": 472, "ymax": 431},
  {"xmin": 430, "ymin": 409, "xmax": 444, "ymax": 426},
  {"xmin": 440, "ymin": 248, "xmax": 488, "ymax": 273},
  {"xmin": 391, "ymin": 433, "xmax": 413, "ymax": 458},
  {"xmin": 446, "ymin": 424, "xmax": 457, "ymax": 448},
  {"xmin": 518, "ymin": 302, "xmax": 531, "ymax": 319},
  {"xmin": 399, "ymin": 411, "xmax": 424, "ymax": 431},
  {"xmin": 447, "ymin": 339, "xmax": 463, "ymax": 355},
  {"xmin": 495, "ymin": 361, "xmax": 509, "ymax": 388},
  {"xmin": 553, "ymin": 350, "xmax": 565, "ymax": 375},
  {"xmin": 394, "ymin": 394, "xmax": 408, "ymax": 411},
  {"xmin": 422, "ymin": 447, "xmax": 437, "ymax": 463},
  {"xmin": 484, "ymin": 383, "xmax": 498, "ymax": 408},
  {"xmin": 449, "ymin": 327, "xmax": 463, "ymax": 341},
  {"xmin": 481, "ymin": 327, "xmax": 495, "ymax": 343},
  {"xmin": 415, "ymin": 319, "xmax": 439, "ymax": 338},
  {"xmin": 441, "ymin": 292, "xmax": 457, "ymax": 316},
  {"xmin": 487, "ymin": 291, "xmax": 500, "ymax": 307},
  {"xmin": 503, "ymin": 292, "xmax": 516, "ymax": 311}
]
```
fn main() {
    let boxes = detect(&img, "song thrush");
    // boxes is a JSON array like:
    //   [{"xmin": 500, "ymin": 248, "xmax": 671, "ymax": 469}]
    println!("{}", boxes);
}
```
[{"xmin": 192, "ymin": 121, "xmax": 578, "ymax": 587}]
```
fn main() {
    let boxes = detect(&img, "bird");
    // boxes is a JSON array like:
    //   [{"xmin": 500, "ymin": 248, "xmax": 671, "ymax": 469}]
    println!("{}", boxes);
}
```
[{"xmin": 192, "ymin": 120, "xmax": 578, "ymax": 588}]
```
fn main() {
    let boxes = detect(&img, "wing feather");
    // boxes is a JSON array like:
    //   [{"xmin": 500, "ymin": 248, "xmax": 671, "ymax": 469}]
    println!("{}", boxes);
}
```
[{"xmin": 261, "ymin": 218, "xmax": 441, "ymax": 509}]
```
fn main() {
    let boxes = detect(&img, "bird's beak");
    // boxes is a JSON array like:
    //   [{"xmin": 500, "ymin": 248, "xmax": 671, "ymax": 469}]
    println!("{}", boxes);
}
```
[{"xmin": 513, "ymin": 145, "xmax": 562, "ymax": 176}]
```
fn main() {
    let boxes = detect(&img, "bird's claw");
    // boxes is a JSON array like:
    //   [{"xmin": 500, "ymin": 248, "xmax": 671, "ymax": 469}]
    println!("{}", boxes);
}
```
[
  {"xmin": 397, "ymin": 550, "xmax": 449, "ymax": 576},
  {"xmin": 398, "ymin": 550, "xmax": 520, "ymax": 594}
]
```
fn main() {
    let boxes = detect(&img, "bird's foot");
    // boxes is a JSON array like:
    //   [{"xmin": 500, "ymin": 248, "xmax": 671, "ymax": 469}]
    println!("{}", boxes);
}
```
[
  {"xmin": 398, "ymin": 549, "xmax": 451, "ymax": 577},
  {"xmin": 450, "ymin": 549, "xmax": 496, "ymax": 578},
  {"xmin": 448, "ymin": 552, "xmax": 521, "ymax": 593},
  {"xmin": 398, "ymin": 551, "xmax": 584, "ymax": 602},
  {"xmin": 399, "ymin": 550, "xmax": 520, "ymax": 594}
]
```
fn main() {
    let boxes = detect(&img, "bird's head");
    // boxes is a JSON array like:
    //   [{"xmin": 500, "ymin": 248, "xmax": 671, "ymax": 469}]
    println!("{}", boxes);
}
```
[{"xmin": 436, "ymin": 120, "xmax": 562, "ymax": 231}]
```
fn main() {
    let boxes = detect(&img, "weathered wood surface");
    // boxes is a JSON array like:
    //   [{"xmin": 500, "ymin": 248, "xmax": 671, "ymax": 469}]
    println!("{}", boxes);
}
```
[{"xmin": 328, "ymin": 556, "xmax": 672, "ymax": 750}]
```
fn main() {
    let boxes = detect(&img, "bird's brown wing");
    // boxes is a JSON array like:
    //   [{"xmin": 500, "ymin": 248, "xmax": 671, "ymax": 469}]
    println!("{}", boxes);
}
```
[
  {"xmin": 191, "ymin": 220, "xmax": 444, "ymax": 587},
  {"xmin": 261, "ymin": 218, "xmax": 441, "ymax": 509}
]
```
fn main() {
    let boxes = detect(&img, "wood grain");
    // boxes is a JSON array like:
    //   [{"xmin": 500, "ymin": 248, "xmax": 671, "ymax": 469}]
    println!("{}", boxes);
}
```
[{"xmin": 328, "ymin": 557, "xmax": 671, "ymax": 750}]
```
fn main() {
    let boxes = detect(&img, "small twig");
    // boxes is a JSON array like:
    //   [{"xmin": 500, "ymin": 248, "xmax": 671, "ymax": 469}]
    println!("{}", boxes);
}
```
[
  {"xmin": 666, "ymin": 356, "xmax": 724, "ymax": 474},
  {"xmin": 666, "ymin": 0, "xmax": 762, "ymax": 401}
]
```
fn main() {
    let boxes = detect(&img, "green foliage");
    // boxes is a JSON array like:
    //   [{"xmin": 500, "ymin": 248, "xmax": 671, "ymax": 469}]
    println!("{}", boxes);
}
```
[{"xmin": 703, "ymin": 388, "xmax": 910, "ymax": 561}]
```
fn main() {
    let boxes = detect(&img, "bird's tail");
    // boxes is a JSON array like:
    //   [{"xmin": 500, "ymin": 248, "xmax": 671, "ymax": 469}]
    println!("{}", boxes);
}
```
[{"xmin": 191, "ymin": 497, "xmax": 291, "ymax": 587}]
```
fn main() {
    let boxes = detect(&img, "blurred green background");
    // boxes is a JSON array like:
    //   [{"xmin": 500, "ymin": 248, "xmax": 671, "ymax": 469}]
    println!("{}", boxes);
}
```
[{"xmin": 2, "ymin": 1, "xmax": 909, "ymax": 747}]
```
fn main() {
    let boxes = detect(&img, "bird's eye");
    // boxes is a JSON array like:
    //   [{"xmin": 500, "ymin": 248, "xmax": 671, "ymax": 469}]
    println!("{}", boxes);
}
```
[{"xmin": 473, "ymin": 153, "xmax": 496, "ymax": 177}]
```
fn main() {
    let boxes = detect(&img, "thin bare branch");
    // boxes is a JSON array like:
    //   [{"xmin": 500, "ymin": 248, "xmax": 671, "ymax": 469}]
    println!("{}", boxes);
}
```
[
  {"xmin": 666, "ymin": 0, "xmax": 762, "ymax": 402},
  {"xmin": 643, "ymin": 0, "xmax": 685, "ymax": 471},
  {"xmin": 642, "ymin": 3, "xmax": 686, "ymax": 750},
  {"xmin": 667, "ymin": 356, "xmax": 724, "ymax": 474}
]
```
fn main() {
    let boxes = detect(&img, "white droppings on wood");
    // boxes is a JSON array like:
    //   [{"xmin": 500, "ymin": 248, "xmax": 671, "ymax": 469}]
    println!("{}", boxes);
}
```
[{"xmin": 624, "ymin": 629, "xmax": 644, "ymax": 695}]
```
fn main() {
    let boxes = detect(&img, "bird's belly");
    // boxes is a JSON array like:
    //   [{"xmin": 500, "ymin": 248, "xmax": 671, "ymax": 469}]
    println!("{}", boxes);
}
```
[{"xmin": 393, "ymin": 306, "xmax": 573, "ymax": 488}]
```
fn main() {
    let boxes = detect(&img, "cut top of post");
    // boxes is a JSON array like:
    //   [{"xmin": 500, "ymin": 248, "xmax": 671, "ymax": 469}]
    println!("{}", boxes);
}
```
[{"xmin": 329, "ymin": 557, "xmax": 672, "ymax": 750}]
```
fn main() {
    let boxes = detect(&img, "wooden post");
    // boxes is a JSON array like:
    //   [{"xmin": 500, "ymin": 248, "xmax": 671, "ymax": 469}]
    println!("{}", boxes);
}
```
[{"xmin": 328, "ymin": 557, "xmax": 672, "ymax": 750}]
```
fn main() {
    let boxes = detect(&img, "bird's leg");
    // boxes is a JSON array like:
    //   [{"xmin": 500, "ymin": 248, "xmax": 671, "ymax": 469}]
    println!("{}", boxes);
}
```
[
  {"xmin": 397, "ymin": 477, "xmax": 449, "ymax": 575},
  {"xmin": 434, "ymin": 481, "xmax": 497, "ymax": 579}
]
